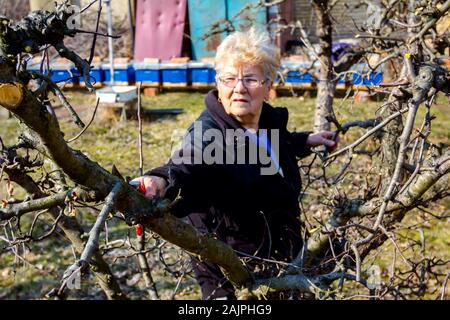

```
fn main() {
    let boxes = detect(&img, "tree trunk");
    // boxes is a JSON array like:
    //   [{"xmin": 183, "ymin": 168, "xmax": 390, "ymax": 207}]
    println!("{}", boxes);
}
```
[{"xmin": 312, "ymin": 0, "xmax": 335, "ymax": 133}]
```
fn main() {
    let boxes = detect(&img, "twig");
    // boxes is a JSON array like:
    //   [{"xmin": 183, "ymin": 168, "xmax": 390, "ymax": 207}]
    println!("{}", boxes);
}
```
[
  {"xmin": 440, "ymin": 272, "xmax": 450, "ymax": 300},
  {"xmin": 73, "ymin": 29, "xmax": 120, "ymax": 39},
  {"xmin": 29, "ymin": 71, "xmax": 85, "ymax": 128},
  {"xmin": 342, "ymin": 118, "xmax": 380, "ymax": 132},
  {"xmin": 367, "ymin": 50, "xmax": 401, "ymax": 72},
  {"xmin": 379, "ymin": 225, "xmax": 413, "ymax": 269},
  {"xmin": 80, "ymin": 0, "xmax": 99, "ymax": 13},
  {"xmin": 329, "ymin": 149, "xmax": 353, "ymax": 183},
  {"xmin": 88, "ymin": 0, "xmax": 102, "ymax": 65},
  {"xmin": 137, "ymin": 82, "xmax": 144, "ymax": 176},
  {"xmin": 404, "ymin": 53, "xmax": 415, "ymax": 81},
  {"xmin": 53, "ymin": 42, "xmax": 95, "ymax": 92},
  {"xmin": 59, "ymin": 182, "xmax": 122, "ymax": 294},
  {"xmin": 399, "ymin": 94, "xmax": 435, "ymax": 194},
  {"xmin": 326, "ymin": 107, "xmax": 408, "ymax": 161},
  {"xmin": 78, "ymin": 183, "xmax": 122, "ymax": 263},
  {"xmin": 234, "ymin": 250, "xmax": 302, "ymax": 269},
  {"xmin": 170, "ymin": 267, "xmax": 186, "ymax": 300},
  {"xmin": 350, "ymin": 244, "xmax": 361, "ymax": 282},
  {"xmin": 390, "ymin": 19, "xmax": 423, "ymax": 29},
  {"xmin": 355, "ymin": 66, "xmax": 435, "ymax": 247},
  {"xmin": 135, "ymin": 225, "xmax": 159, "ymax": 300},
  {"xmin": 408, "ymin": 0, "xmax": 450, "ymax": 45},
  {"xmin": 67, "ymin": 98, "xmax": 100, "ymax": 143},
  {"xmin": 355, "ymin": 34, "xmax": 405, "ymax": 43},
  {"xmin": 379, "ymin": 80, "xmax": 410, "ymax": 87},
  {"xmin": 0, "ymin": 189, "xmax": 77, "ymax": 220}
]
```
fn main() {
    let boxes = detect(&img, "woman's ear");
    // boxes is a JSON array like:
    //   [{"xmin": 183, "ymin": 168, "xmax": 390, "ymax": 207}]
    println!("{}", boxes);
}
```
[
  {"xmin": 217, "ymin": 87, "xmax": 224, "ymax": 104},
  {"xmin": 264, "ymin": 81, "xmax": 273, "ymax": 101}
]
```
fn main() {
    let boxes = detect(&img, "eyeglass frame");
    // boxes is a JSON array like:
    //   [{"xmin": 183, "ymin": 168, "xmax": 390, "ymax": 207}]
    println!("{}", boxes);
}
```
[{"xmin": 215, "ymin": 75, "xmax": 270, "ymax": 89}]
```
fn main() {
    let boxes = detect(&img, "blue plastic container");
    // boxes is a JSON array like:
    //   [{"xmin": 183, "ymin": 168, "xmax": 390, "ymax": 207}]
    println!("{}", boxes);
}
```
[
  {"xmin": 50, "ymin": 63, "xmax": 78, "ymax": 84},
  {"xmin": 27, "ymin": 62, "xmax": 47, "ymax": 74},
  {"xmin": 336, "ymin": 74, "xmax": 347, "ymax": 84},
  {"xmin": 102, "ymin": 62, "xmax": 135, "ymax": 85},
  {"xmin": 133, "ymin": 62, "xmax": 161, "ymax": 86},
  {"xmin": 188, "ymin": 62, "xmax": 215, "ymax": 87},
  {"xmin": 280, "ymin": 61, "xmax": 314, "ymax": 87},
  {"xmin": 285, "ymin": 71, "xmax": 313, "ymax": 84},
  {"xmin": 78, "ymin": 64, "xmax": 105, "ymax": 87},
  {"xmin": 352, "ymin": 72, "xmax": 383, "ymax": 86},
  {"xmin": 160, "ymin": 63, "xmax": 188, "ymax": 87},
  {"xmin": 351, "ymin": 63, "xmax": 383, "ymax": 86}
]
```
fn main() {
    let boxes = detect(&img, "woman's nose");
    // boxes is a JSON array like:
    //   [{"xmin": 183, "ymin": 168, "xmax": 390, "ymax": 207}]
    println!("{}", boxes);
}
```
[{"xmin": 233, "ymin": 79, "xmax": 248, "ymax": 93}]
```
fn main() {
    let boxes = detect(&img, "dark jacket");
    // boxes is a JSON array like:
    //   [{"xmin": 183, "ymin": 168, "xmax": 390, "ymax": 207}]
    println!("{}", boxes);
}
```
[{"xmin": 147, "ymin": 90, "xmax": 311, "ymax": 299}]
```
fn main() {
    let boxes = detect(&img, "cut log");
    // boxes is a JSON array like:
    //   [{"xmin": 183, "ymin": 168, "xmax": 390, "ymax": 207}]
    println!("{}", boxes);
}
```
[{"xmin": 0, "ymin": 83, "xmax": 23, "ymax": 109}]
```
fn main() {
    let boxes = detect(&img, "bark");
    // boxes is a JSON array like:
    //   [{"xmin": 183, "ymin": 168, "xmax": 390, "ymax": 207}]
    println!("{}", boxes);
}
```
[
  {"xmin": 238, "ymin": 271, "xmax": 365, "ymax": 299},
  {"xmin": 0, "ymin": 190, "xmax": 72, "ymax": 220},
  {"xmin": 312, "ymin": 0, "xmax": 335, "ymax": 132}
]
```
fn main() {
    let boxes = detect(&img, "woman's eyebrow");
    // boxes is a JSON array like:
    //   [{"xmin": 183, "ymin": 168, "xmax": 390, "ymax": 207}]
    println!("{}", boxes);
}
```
[
  {"xmin": 222, "ymin": 73, "xmax": 258, "ymax": 77},
  {"xmin": 220, "ymin": 73, "xmax": 259, "ymax": 78}
]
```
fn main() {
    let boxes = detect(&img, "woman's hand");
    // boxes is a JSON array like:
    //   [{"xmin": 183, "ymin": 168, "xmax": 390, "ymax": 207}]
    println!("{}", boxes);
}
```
[
  {"xmin": 306, "ymin": 131, "xmax": 339, "ymax": 152},
  {"xmin": 130, "ymin": 175, "xmax": 168, "ymax": 199}
]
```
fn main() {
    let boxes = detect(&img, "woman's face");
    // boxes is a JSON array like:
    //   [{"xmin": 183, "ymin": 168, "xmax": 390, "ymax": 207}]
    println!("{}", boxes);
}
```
[{"xmin": 217, "ymin": 64, "xmax": 271, "ymax": 128}]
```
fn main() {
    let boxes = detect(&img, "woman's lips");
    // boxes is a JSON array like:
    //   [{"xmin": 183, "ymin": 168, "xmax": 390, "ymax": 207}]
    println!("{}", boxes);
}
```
[{"xmin": 233, "ymin": 99, "xmax": 249, "ymax": 102}]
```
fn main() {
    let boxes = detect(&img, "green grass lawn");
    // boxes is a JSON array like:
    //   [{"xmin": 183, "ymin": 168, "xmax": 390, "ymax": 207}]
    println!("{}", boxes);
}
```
[{"xmin": 0, "ymin": 89, "xmax": 448, "ymax": 299}]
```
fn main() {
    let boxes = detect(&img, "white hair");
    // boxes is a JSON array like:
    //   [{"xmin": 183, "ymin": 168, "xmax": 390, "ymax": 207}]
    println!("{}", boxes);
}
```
[{"xmin": 215, "ymin": 27, "xmax": 280, "ymax": 81}]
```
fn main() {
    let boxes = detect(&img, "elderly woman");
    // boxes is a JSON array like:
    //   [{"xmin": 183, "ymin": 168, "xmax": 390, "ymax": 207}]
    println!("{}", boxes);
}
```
[{"xmin": 133, "ymin": 28, "xmax": 337, "ymax": 299}]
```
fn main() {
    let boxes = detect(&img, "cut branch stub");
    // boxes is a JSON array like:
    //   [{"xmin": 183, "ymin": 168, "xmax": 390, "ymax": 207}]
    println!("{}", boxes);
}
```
[{"xmin": 0, "ymin": 82, "xmax": 23, "ymax": 109}]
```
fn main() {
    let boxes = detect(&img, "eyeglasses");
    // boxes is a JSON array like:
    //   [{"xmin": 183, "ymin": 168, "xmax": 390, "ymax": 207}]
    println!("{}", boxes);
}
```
[{"xmin": 216, "ymin": 75, "xmax": 269, "ymax": 88}]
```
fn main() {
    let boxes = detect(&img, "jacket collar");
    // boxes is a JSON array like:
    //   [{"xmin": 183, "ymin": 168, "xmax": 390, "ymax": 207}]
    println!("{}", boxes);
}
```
[{"xmin": 204, "ymin": 89, "xmax": 286, "ymax": 132}]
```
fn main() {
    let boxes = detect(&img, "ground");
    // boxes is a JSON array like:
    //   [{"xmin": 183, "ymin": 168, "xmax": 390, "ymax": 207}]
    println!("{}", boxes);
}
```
[{"xmin": 0, "ymin": 89, "xmax": 448, "ymax": 299}]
